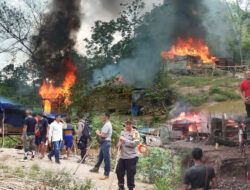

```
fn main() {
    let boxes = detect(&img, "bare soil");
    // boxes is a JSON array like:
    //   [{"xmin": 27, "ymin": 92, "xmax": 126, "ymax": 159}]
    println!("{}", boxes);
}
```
[
  {"xmin": 0, "ymin": 148, "xmax": 153, "ymax": 190},
  {"xmin": 167, "ymin": 140, "xmax": 250, "ymax": 190}
]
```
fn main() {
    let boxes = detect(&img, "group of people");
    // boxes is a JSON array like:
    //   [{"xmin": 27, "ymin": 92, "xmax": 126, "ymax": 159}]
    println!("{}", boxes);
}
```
[
  {"xmin": 21, "ymin": 112, "xmax": 140, "ymax": 190},
  {"xmin": 21, "ymin": 112, "xmax": 72, "ymax": 163}
]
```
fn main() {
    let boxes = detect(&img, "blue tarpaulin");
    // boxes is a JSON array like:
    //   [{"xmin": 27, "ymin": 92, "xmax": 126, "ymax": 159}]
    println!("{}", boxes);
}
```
[{"xmin": 0, "ymin": 102, "xmax": 26, "ymax": 128}]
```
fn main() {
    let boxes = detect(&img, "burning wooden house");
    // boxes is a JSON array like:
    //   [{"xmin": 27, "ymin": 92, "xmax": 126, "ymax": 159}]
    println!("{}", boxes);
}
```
[
  {"xmin": 168, "ymin": 112, "xmax": 209, "ymax": 139},
  {"xmin": 160, "ymin": 37, "xmax": 219, "ymax": 74},
  {"xmin": 39, "ymin": 59, "xmax": 77, "ymax": 114}
]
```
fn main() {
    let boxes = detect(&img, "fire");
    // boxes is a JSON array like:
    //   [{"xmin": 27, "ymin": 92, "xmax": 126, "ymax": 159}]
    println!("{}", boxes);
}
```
[
  {"xmin": 117, "ymin": 75, "xmax": 123, "ymax": 82},
  {"xmin": 161, "ymin": 37, "xmax": 218, "ymax": 63},
  {"xmin": 170, "ymin": 112, "xmax": 201, "ymax": 132},
  {"xmin": 170, "ymin": 112, "xmax": 201, "ymax": 123},
  {"xmin": 39, "ymin": 59, "xmax": 77, "ymax": 113}
]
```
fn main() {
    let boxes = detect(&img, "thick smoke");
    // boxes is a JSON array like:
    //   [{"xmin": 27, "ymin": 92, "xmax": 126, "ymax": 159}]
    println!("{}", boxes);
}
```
[
  {"xmin": 31, "ymin": 0, "xmax": 81, "ymax": 81},
  {"xmin": 203, "ymin": 0, "xmax": 235, "ymax": 57},
  {"xmin": 93, "ymin": 0, "xmax": 236, "ymax": 88}
]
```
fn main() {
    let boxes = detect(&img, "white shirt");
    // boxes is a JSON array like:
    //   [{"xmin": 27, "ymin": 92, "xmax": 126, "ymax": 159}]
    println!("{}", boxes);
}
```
[
  {"xmin": 239, "ymin": 129, "xmax": 243, "ymax": 142},
  {"xmin": 49, "ymin": 121, "xmax": 63, "ymax": 142}
]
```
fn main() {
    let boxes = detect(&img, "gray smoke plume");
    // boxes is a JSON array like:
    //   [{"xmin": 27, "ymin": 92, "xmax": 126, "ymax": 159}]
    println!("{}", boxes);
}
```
[
  {"xmin": 203, "ymin": 0, "xmax": 235, "ymax": 57},
  {"xmin": 31, "ymin": 0, "xmax": 81, "ymax": 81},
  {"xmin": 93, "ymin": 0, "xmax": 236, "ymax": 88}
]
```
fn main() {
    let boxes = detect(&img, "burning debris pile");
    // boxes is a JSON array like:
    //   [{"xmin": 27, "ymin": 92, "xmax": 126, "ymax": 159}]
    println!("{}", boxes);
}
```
[
  {"xmin": 167, "ymin": 110, "xmax": 249, "ymax": 143},
  {"xmin": 168, "ymin": 112, "xmax": 208, "ymax": 138}
]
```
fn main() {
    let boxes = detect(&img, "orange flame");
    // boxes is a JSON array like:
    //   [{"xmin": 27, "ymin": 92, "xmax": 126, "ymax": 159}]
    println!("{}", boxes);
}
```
[
  {"xmin": 39, "ymin": 59, "xmax": 77, "ymax": 113},
  {"xmin": 161, "ymin": 37, "xmax": 218, "ymax": 63},
  {"xmin": 118, "ymin": 75, "xmax": 123, "ymax": 82},
  {"xmin": 170, "ymin": 112, "xmax": 201, "ymax": 132}
]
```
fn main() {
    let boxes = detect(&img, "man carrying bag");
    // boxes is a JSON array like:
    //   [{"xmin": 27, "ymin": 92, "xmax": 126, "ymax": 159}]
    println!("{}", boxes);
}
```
[
  {"xmin": 182, "ymin": 148, "xmax": 218, "ymax": 190},
  {"xmin": 77, "ymin": 114, "xmax": 91, "ymax": 163},
  {"xmin": 90, "ymin": 113, "xmax": 112, "ymax": 180}
]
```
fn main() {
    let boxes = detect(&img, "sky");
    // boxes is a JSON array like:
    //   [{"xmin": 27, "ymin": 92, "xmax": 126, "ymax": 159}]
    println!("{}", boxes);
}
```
[{"xmin": 0, "ymin": 0, "xmax": 163, "ymax": 70}]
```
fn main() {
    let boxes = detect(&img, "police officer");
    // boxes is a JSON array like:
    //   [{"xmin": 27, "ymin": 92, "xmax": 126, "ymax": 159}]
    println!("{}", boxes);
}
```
[{"xmin": 116, "ymin": 120, "xmax": 140, "ymax": 190}]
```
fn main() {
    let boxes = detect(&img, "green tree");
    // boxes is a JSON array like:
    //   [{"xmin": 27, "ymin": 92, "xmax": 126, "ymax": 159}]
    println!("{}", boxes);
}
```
[
  {"xmin": 0, "ymin": 64, "xmax": 41, "ymax": 106},
  {"xmin": 84, "ymin": 0, "xmax": 145, "ymax": 70},
  {"xmin": 225, "ymin": 0, "xmax": 250, "ymax": 63}
]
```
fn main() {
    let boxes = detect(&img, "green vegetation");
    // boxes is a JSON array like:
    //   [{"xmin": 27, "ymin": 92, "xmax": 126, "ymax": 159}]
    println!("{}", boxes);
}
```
[
  {"xmin": 170, "ymin": 75, "xmax": 242, "ymax": 106},
  {"xmin": 0, "ymin": 163, "xmax": 95, "ymax": 190},
  {"xmin": 137, "ymin": 147, "xmax": 181, "ymax": 190},
  {"xmin": 0, "ymin": 135, "xmax": 20, "ymax": 148},
  {"xmin": 209, "ymin": 87, "xmax": 240, "ymax": 100},
  {"xmin": 174, "ymin": 76, "xmax": 241, "ymax": 89},
  {"xmin": 177, "ymin": 77, "xmax": 212, "ymax": 88},
  {"xmin": 183, "ymin": 93, "xmax": 209, "ymax": 106}
]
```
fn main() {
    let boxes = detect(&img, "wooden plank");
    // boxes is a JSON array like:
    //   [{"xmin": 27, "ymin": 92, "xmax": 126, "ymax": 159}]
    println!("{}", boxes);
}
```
[{"xmin": 222, "ymin": 113, "xmax": 226, "ymax": 139}]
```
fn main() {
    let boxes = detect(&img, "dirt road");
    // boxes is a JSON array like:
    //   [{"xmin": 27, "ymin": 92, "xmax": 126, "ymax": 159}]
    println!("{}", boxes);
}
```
[{"xmin": 0, "ymin": 148, "xmax": 152, "ymax": 190}]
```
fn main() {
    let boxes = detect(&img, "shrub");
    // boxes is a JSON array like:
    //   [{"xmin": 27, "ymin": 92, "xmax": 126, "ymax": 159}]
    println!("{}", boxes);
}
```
[
  {"xmin": 184, "ymin": 93, "xmax": 209, "ymax": 106},
  {"xmin": 209, "ymin": 87, "xmax": 240, "ymax": 100},
  {"xmin": 137, "ymin": 147, "xmax": 181, "ymax": 190},
  {"xmin": 0, "ymin": 135, "xmax": 20, "ymax": 148},
  {"xmin": 214, "ymin": 94, "xmax": 228, "ymax": 102}
]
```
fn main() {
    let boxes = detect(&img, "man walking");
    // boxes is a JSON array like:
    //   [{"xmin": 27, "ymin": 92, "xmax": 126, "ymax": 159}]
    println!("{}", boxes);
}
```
[
  {"xmin": 63, "ymin": 117, "xmax": 75, "ymax": 160},
  {"xmin": 21, "ymin": 110, "xmax": 37, "ymax": 160},
  {"xmin": 116, "ymin": 120, "xmax": 140, "ymax": 190},
  {"xmin": 182, "ymin": 148, "xmax": 218, "ymax": 190},
  {"xmin": 240, "ymin": 71, "xmax": 250, "ymax": 117},
  {"xmin": 90, "ymin": 113, "xmax": 112, "ymax": 180},
  {"xmin": 37, "ymin": 113, "xmax": 49, "ymax": 159},
  {"xmin": 77, "ymin": 114, "xmax": 88, "ymax": 163},
  {"xmin": 48, "ymin": 114, "xmax": 63, "ymax": 164}
]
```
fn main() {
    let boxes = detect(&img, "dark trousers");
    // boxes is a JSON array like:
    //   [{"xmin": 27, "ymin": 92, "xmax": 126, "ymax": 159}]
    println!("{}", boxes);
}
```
[
  {"xmin": 80, "ymin": 140, "xmax": 88, "ymax": 159},
  {"xmin": 116, "ymin": 157, "xmax": 138, "ymax": 190},
  {"xmin": 95, "ymin": 141, "xmax": 111, "ymax": 176},
  {"xmin": 246, "ymin": 104, "xmax": 250, "ymax": 118}
]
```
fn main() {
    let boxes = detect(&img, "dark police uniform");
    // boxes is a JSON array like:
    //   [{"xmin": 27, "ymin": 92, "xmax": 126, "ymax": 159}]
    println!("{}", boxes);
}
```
[{"xmin": 116, "ymin": 129, "xmax": 140, "ymax": 190}]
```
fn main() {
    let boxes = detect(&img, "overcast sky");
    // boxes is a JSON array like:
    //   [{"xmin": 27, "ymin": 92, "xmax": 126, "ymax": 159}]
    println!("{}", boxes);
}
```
[{"xmin": 0, "ymin": 0, "xmax": 163, "ymax": 70}]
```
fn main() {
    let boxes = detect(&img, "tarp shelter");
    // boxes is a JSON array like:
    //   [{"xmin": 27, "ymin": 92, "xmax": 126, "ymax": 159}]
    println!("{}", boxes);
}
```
[{"xmin": 0, "ymin": 102, "xmax": 26, "ymax": 128}]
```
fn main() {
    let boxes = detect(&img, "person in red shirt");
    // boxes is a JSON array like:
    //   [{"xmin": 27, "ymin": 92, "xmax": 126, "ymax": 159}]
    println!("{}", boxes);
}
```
[{"xmin": 240, "ymin": 71, "xmax": 250, "ymax": 117}]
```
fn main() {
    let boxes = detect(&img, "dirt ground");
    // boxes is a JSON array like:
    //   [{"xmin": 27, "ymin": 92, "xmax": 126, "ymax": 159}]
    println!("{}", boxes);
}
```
[
  {"xmin": 168, "ymin": 140, "xmax": 250, "ymax": 190},
  {"xmin": 0, "ymin": 148, "xmax": 153, "ymax": 190}
]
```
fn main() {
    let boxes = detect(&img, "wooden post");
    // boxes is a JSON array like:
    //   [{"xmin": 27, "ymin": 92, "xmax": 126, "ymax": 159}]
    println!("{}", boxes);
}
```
[
  {"xmin": 1, "ymin": 109, "xmax": 5, "ymax": 148},
  {"xmin": 195, "ymin": 123, "xmax": 200, "ymax": 142},
  {"xmin": 222, "ymin": 113, "xmax": 226, "ymax": 139},
  {"xmin": 208, "ymin": 112, "xmax": 212, "ymax": 137},
  {"xmin": 233, "ymin": 65, "xmax": 236, "ymax": 77}
]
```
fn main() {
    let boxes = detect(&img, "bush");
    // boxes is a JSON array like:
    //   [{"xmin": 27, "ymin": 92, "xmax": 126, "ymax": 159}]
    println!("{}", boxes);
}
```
[
  {"xmin": 209, "ymin": 87, "xmax": 240, "ymax": 100},
  {"xmin": 214, "ymin": 94, "xmax": 228, "ymax": 102},
  {"xmin": 0, "ymin": 135, "xmax": 20, "ymax": 148},
  {"xmin": 183, "ymin": 93, "xmax": 209, "ymax": 106},
  {"xmin": 137, "ymin": 147, "xmax": 181, "ymax": 190}
]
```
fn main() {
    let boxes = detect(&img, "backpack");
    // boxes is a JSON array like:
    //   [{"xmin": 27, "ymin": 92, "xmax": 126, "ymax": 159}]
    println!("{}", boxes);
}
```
[{"xmin": 80, "ymin": 121, "xmax": 91, "ymax": 140}]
